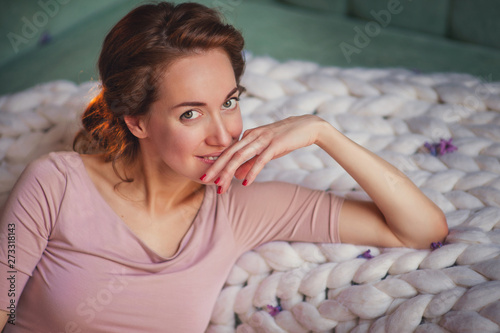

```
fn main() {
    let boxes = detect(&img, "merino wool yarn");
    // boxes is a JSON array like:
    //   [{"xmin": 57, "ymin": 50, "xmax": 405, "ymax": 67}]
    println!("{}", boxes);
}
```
[{"xmin": 1, "ymin": 55, "xmax": 500, "ymax": 332}]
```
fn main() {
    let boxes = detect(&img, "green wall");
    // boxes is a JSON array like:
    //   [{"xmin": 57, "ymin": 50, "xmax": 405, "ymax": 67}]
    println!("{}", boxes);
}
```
[
  {"xmin": 0, "ymin": 0, "xmax": 126, "ymax": 67},
  {"xmin": 281, "ymin": 0, "xmax": 500, "ymax": 50},
  {"xmin": 1, "ymin": 0, "xmax": 499, "ymax": 95}
]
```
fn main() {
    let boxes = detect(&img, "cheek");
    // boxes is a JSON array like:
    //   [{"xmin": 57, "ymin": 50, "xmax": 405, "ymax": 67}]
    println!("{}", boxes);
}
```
[
  {"xmin": 147, "ymin": 121, "xmax": 195, "ymax": 157},
  {"xmin": 228, "ymin": 113, "xmax": 243, "ymax": 139},
  {"xmin": 166, "ymin": 129, "xmax": 201, "ymax": 155}
]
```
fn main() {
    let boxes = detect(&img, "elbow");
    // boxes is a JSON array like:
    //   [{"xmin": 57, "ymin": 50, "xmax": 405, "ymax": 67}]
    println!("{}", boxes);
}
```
[
  {"xmin": 405, "ymin": 209, "xmax": 449, "ymax": 250},
  {"xmin": 431, "ymin": 209, "xmax": 449, "ymax": 244}
]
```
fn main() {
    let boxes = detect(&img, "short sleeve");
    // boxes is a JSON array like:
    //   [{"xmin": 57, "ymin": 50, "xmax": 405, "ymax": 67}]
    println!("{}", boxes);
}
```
[
  {"xmin": 223, "ymin": 180, "xmax": 344, "ymax": 253},
  {"xmin": 0, "ymin": 153, "xmax": 67, "ymax": 309}
]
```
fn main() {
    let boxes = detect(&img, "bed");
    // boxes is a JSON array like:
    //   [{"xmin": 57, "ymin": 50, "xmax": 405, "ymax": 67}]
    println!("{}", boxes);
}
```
[{"xmin": 1, "ymin": 54, "xmax": 500, "ymax": 332}]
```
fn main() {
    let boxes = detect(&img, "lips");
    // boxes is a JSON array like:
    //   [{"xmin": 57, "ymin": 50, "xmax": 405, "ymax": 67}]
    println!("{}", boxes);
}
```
[{"xmin": 197, "ymin": 152, "xmax": 222, "ymax": 164}]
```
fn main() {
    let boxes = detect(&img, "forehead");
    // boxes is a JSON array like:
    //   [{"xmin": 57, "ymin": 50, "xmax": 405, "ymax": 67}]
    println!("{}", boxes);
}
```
[{"xmin": 156, "ymin": 48, "xmax": 237, "ymax": 106}]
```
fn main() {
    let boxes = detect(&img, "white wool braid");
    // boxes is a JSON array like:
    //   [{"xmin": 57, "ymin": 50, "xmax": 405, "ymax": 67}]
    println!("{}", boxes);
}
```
[{"xmin": 1, "ymin": 55, "xmax": 500, "ymax": 332}]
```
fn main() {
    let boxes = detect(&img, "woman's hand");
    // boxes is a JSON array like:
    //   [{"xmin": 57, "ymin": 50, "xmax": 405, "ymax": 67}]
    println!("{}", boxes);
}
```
[
  {"xmin": 201, "ymin": 112, "xmax": 447, "ymax": 249},
  {"xmin": 200, "ymin": 115, "xmax": 326, "ymax": 193}
]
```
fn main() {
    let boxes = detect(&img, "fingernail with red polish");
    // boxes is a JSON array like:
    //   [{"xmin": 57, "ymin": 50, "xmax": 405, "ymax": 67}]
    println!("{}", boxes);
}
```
[
  {"xmin": 217, "ymin": 186, "xmax": 222, "ymax": 194},
  {"xmin": 200, "ymin": 174, "xmax": 206, "ymax": 181},
  {"xmin": 214, "ymin": 177, "xmax": 220, "ymax": 185},
  {"xmin": 242, "ymin": 179, "xmax": 248, "ymax": 186}
]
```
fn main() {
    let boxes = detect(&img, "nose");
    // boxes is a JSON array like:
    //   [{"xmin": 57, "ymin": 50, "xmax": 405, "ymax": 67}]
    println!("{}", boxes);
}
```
[{"xmin": 205, "ymin": 114, "xmax": 233, "ymax": 147}]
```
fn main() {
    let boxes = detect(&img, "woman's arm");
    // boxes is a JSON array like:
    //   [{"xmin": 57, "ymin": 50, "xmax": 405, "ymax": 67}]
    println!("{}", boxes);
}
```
[
  {"xmin": 315, "ymin": 119, "xmax": 448, "ymax": 249},
  {"xmin": 0, "ymin": 154, "xmax": 65, "ymax": 327},
  {"xmin": 202, "ymin": 115, "xmax": 448, "ymax": 249}
]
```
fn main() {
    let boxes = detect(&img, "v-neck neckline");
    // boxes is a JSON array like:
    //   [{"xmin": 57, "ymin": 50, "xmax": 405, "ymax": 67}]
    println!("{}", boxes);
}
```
[{"xmin": 76, "ymin": 152, "xmax": 210, "ymax": 261}]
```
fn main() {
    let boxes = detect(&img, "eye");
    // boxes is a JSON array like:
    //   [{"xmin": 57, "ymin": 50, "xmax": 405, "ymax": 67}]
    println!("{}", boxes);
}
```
[
  {"xmin": 180, "ymin": 110, "xmax": 201, "ymax": 120},
  {"xmin": 222, "ymin": 97, "xmax": 239, "ymax": 110}
]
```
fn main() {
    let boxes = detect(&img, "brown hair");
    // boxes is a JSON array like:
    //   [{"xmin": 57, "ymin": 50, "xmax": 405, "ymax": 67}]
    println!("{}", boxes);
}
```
[{"xmin": 73, "ymin": 1, "xmax": 245, "ymax": 180}]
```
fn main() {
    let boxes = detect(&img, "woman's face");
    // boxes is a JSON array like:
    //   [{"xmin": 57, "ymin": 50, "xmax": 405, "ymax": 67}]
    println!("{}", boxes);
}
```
[{"xmin": 138, "ymin": 48, "xmax": 243, "ymax": 181}]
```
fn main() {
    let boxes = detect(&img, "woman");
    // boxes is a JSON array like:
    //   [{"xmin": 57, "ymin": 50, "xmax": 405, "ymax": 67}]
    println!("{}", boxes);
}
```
[{"xmin": 0, "ymin": 2, "xmax": 447, "ymax": 331}]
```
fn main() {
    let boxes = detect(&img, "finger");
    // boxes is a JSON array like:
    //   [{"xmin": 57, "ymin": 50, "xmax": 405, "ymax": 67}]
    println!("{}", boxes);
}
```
[
  {"xmin": 201, "ymin": 131, "xmax": 259, "ymax": 182},
  {"xmin": 234, "ymin": 158, "xmax": 257, "ymax": 180},
  {"xmin": 235, "ymin": 148, "xmax": 291, "ymax": 183},
  {"xmin": 240, "ymin": 149, "xmax": 276, "ymax": 186},
  {"xmin": 216, "ymin": 131, "xmax": 286, "ymax": 190},
  {"xmin": 216, "ymin": 140, "xmax": 266, "ymax": 186},
  {"xmin": 240, "ymin": 128, "xmax": 254, "ymax": 140},
  {"xmin": 207, "ymin": 130, "xmax": 269, "ymax": 183}
]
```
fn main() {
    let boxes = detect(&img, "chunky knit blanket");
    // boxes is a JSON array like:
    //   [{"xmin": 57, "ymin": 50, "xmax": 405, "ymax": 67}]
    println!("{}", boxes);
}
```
[{"xmin": 1, "ymin": 56, "xmax": 500, "ymax": 333}]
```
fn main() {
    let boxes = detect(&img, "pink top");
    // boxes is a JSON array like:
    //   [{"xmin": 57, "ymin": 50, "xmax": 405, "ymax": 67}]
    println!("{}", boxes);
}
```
[{"xmin": 0, "ymin": 152, "xmax": 343, "ymax": 332}]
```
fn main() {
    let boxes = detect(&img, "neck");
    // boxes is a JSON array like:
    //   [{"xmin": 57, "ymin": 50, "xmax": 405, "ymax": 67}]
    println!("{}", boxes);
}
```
[{"xmin": 114, "ymin": 154, "xmax": 204, "ymax": 216}]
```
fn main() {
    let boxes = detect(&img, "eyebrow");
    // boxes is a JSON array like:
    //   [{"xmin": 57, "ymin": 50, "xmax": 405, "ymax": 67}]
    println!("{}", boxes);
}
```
[{"xmin": 172, "ymin": 87, "xmax": 240, "ymax": 109}]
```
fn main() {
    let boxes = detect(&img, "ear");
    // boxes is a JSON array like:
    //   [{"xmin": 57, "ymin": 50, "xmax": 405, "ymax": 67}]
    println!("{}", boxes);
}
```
[{"xmin": 124, "ymin": 115, "xmax": 148, "ymax": 139}]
